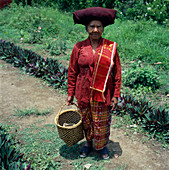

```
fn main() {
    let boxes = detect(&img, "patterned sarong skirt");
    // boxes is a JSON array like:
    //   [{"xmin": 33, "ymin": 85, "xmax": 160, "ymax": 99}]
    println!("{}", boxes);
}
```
[{"xmin": 79, "ymin": 101, "xmax": 112, "ymax": 150}]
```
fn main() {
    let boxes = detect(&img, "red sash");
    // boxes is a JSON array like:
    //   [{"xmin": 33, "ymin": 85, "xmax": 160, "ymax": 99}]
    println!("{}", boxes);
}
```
[{"xmin": 90, "ymin": 39, "xmax": 117, "ymax": 102}]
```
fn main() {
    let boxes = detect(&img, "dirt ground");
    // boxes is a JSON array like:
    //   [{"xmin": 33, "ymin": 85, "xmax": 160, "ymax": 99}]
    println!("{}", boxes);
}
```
[{"xmin": 0, "ymin": 59, "xmax": 168, "ymax": 170}]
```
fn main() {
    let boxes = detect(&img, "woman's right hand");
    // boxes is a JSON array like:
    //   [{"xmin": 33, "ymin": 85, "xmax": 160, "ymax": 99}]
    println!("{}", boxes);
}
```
[{"xmin": 66, "ymin": 96, "xmax": 74, "ymax": 106}]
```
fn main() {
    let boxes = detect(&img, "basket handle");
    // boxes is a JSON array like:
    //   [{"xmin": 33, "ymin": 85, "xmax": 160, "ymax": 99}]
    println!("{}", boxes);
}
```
[{"xmin": 58, "ymin": 103, "xmax": 79, "ymax": 116}]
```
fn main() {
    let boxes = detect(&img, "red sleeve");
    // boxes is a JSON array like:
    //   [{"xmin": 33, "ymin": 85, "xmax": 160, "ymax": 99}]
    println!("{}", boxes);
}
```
[
  {"xmin": 112, "ymin": 50, "xmax": 121, "ymax": 97},
  {"xmin": 67, "ymin": 44, "xmax": 80, "ymax": 96}
]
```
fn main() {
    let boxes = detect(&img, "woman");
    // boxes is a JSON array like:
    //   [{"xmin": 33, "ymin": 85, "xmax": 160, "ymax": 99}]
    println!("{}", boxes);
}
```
[{"xmin": 66, "ymin": 7, "xmax": 121, "ymax": 159}]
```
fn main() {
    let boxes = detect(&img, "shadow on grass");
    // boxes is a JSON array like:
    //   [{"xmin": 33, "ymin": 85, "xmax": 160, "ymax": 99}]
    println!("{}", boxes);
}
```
[
  {"xmin": 59, "ymin": 140, "xmax": 122, "ymax": 160},
  {"xmin": 59, "ymin": 141, "xmax": 85, "ymax": 160}
]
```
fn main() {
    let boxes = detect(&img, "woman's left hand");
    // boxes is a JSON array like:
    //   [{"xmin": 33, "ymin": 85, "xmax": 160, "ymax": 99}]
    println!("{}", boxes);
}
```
[
  {"xmin": 66, "ymin": 96, "xmax": 74, "ymax": 106},
  {"xmin": 111, "ymin": 97, "xmax": 118, "ymax": 111}
]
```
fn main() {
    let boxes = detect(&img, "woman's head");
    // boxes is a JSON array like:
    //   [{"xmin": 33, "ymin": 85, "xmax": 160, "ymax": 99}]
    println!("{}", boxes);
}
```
[{"xmin": 86, "ymin": 20, "xmax": 104, "ymax": 41}]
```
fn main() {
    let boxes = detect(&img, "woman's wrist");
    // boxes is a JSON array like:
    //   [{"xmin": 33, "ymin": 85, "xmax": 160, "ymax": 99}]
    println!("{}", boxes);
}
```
[{"xmin": 66, "ymin": 96, "xmax": 74, "ymax": 105}]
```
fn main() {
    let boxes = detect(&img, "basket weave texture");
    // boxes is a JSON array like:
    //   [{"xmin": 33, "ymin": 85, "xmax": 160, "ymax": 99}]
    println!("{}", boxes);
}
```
[{"xmin": 55, "ymin": 103, "xmax": 84, "ymax": 147}]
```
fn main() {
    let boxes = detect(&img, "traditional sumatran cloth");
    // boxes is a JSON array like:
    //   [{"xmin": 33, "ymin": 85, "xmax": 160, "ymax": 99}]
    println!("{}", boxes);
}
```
[
  {"xmin": 80, "ymin": 101, "xmax": 112, "ymax": 150},
  {"xmin": 90, "ymin": 40, "xmax": 117, "ymax": 102}
]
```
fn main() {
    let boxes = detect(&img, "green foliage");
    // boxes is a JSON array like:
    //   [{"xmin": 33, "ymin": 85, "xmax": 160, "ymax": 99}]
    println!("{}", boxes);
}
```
[
  {"xmin": 104, "ymin": 19, "xmax": 169, "ymax": 71},
  {"xmin": 144, "ymin": 106, "xmax": 169, "ymax": 142},
  {"xmin": 144, "ymin": 0, "xmax": 168, "ymax": 25},
  {"xmin": 11, "ymin": 0, "xmax": 168, "ymax": 25},
  {"xmin": 115, "ymin": 0, "xmax": 168, "ymax": 24},
  {"xmin": 0, "ymin": 124, "xmax": 30, "ymax": 169},
  {"xmin": 56, "ymin": 0, "xmax": 116, "ymax": 11},
  {"xmin": 124, "ymin": 61, "xmax": 160, "ymax": 90},
  {"xmin": 117, "ymin": 95, "xmax": 169, "ymax": 143},
  {"xmin": 0, "ymin": 40, "xmax": 68, "ymax": 90},
  {"xmin": 47, "ymin": 39, "xmax": 67, "ymax": 56},
  {"xmin": 9, "ymin": 5, "xmax": 59, "ymax": 44},
  {"xmin": 0, "ymin": 4, "xmax": 87, "ymax": 51},
  {"xmin": 57, "ymin": 0, "xmax": 74, "ymax": 11}
]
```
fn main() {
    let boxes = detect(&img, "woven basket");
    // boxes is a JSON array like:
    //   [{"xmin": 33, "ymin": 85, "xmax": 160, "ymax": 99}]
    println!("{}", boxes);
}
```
[{"xmin": 55, "ymin": 103, "xmax": 84, "ymax": 147}]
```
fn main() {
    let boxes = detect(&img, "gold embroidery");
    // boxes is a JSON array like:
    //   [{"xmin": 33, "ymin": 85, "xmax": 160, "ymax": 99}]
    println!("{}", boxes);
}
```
[
  {"xmin": 103, "ymin": 43, "xmax": 114, "ymax": 52},
  {"xmin": 100, "ymin": 54, "xmax": 111, "ymax": 60},
  {"xmin": 98, "ymin": 53, "xmax": 111, "ymax": 60},
  {"xmin": 98, "ymin": 63, "xmax": 109, "ymax": 69}
]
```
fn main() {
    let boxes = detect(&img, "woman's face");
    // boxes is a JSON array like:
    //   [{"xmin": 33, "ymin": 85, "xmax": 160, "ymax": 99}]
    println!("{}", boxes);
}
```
[{"xmin": 86, "ymin": 20, "xmax": 104, "ymax": 41}]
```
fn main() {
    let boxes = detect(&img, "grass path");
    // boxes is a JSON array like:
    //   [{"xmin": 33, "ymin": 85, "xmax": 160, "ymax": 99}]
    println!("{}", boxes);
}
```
[{"xmin": 0, "ymin": 60, "xmax": 168, "ymax": 170}]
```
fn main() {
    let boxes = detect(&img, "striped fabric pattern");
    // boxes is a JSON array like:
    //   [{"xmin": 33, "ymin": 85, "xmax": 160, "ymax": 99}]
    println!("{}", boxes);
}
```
[
  {"xmin": 80, "ymin": 101, "xmax": 112, "ymax": 150},
  {"xmin": 90, "ymin": 40, "xmax": 117, "ymax": 93}
]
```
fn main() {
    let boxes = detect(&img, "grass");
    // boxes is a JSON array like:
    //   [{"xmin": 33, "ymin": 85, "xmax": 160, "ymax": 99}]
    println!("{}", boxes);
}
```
[
  {"xmin": 4, "ymin": 123, "xmax": 127, "ymax": 169},
  {"xmin": 104, "ymin": 19, "xmax": 169, "ymax": 68},
  {"xmin": 13, "ymin": 107, "xmax": 52, "ymax": 117}
]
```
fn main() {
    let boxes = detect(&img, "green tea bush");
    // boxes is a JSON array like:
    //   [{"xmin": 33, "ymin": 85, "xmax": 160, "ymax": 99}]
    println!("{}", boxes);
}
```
[{"xmin": 124, "ymin": 61, "xmax": 160, "ymax": 90}]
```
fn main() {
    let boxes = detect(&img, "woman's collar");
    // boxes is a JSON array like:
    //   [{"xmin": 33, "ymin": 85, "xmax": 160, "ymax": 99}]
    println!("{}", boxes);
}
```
[{"xmin": 87, "ymin": 36, "xmax": 103, "ymax": 45}]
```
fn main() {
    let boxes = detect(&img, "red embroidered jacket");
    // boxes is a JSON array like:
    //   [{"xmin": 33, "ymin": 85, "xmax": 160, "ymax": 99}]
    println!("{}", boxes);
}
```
[{"xmin": 68, "ymin": 37, "xmax": 121, "ymax": 108}]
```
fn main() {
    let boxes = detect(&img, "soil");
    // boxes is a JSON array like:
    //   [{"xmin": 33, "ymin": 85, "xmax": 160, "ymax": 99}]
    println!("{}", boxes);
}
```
[{"xmin": 0, "ymin": 59, "xmax": 168, "ymax": 170}]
